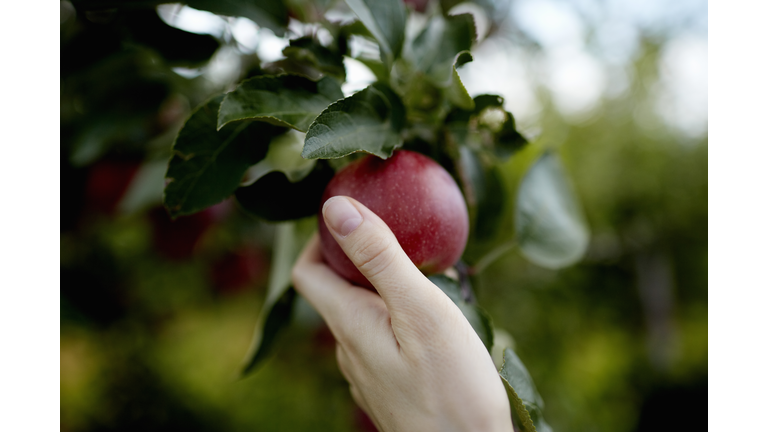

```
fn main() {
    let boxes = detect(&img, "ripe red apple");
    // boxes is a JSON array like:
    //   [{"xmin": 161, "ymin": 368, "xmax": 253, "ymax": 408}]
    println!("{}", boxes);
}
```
[
  {"xmin": 149, "ymin": 206, "xmax": 215, "ymax": 260},
  {"xmin": 85, "ymin": 159, "xmax": 141, "ymax": 215},
  {"xmin": 318, "ymin": 150, "xmax": 469, "ymax": 288},
  {"xmin": 210, "ymin": 245, "xmax": 269, "ymax": 294}
]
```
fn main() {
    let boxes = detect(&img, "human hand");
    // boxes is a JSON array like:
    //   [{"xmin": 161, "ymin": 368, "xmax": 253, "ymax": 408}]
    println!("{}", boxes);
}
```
[{"xmin": 292, "ymin": 196, "xmax": 513, "ymax": 432}]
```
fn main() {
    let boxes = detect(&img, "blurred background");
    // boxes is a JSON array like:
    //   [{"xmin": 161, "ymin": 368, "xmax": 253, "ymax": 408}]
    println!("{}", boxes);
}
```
[{"xmin": 60, "ymin": 0, "xmax": 707, "ymax": 431}]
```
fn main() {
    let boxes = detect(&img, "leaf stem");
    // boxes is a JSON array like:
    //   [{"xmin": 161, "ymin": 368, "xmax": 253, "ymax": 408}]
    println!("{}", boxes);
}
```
[{"xmin": 470, "ymin": 240, "xmax": 518, "ymax": 275}]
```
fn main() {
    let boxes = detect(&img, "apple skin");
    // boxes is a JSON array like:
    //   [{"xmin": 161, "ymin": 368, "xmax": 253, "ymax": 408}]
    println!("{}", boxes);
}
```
[{"xmin": 318, "ymin": 150, "xmax": 469, "ymax": 288}]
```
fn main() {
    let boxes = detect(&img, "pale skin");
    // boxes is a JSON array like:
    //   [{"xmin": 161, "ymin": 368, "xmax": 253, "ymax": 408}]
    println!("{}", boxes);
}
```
[{"xmin": 292, "ymin": 196, "xmax": 514, "ymax": 432}]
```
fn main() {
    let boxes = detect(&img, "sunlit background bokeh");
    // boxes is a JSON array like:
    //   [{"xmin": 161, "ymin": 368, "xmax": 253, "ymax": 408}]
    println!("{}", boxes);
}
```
[{"xmin": 60, "ymin": 0, "xmax": 707, "ymax": 430}]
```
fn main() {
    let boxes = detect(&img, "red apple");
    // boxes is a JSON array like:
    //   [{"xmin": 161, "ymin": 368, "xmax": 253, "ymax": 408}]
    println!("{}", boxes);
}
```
[
  {"xmin": 210, "ymin": 246, "xmax": 269, "ymax": 294},
  {"xmin": 85, "ymin": 159, "xmax": 141, "ymax": 215},
  {"xmin": 353, "ymin": 405, "xmax": 379, "ymax": 432},
  {"xmin": 318, "ymin": 150, "xmax": 469, "ymax": 288},
  {"xmin": 149, "ymin": 200, "xmax": 232, "ymax": 260},
  {"xmin": 149, "ymin": 206, "xmax": 215, "ymax": 260}
]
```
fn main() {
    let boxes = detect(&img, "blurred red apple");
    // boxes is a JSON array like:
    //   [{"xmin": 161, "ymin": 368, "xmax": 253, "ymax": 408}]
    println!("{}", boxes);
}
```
[
  {"xmin": 211, "ymin": 246, "xmax": 269, "ymax": 294},
  {"xmin": 149, "ymin": 207, "xmax": 215, "ymax": 260},
  {"xmin": 85, "ymin": 159, "xmax": 140, "ymax": 215},
  {"xmin": 354, "ymin": 405, "xmax": 378, "ymax": 432},
  {"xmin": 318, "ymin": 150, "xmax": 469, "ymax": 288},
  {"xmin": 311, "ymin": 323, "xmax": 337, "ymax": 353}
]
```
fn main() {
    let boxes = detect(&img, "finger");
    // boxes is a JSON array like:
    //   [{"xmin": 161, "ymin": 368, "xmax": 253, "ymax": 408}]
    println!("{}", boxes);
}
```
[
  {"xmin": 292, "ymin": 235, "xmax": 370, "ymax": 326},
  {"xmin": 337, "ymin": 345, "xmax": 374, "ymax": 421},
  {"xmin": 292, "ymin": 234, "xmax": 389, "ymax": 346},
  {"xmin": 321, "ymin": 196, "xmax": 452, "ymax": 323}
]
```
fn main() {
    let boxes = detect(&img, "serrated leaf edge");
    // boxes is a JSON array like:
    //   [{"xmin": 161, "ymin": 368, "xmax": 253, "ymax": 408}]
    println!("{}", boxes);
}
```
[
  {"xmin": 216, "ymin": 74, "xmax": 343, "ymax": 132},
  {"xmin": 499, "ymin": 353, "xmax": 538, "ymax": 432},
  {"xmin": 446, "ymin": 50, "xmax": 475, "ymax": 109},
  {"xmin": 301, "ymin": 85, "xmax": 402, "ymax": 160}
]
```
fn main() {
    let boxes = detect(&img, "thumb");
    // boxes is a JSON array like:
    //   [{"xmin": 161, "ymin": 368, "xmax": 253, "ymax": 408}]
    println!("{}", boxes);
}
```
[{"xmin": 321, "ymin": 196, "xmax": 444, "ymax": 315}]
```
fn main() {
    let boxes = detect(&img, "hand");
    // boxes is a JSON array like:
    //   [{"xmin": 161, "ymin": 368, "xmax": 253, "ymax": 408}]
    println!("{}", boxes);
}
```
[{"xmin": 292, "ymin": 196, "xmax": 513, "ymax": 432}]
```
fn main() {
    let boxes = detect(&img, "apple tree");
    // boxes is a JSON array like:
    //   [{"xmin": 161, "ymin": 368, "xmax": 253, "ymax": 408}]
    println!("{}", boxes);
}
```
[{"xmin": 66, "ymin": 0, "xmax": 590, "ymax": 430}]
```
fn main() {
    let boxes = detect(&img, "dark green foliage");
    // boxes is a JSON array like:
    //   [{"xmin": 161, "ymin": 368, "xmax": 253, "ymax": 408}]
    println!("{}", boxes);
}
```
[
  {"xmin": 500, "ymin": 349, "xmax": 552, "ymax": 432},
  {"xmin": 446, "ymin": 94, "xmax": 529, "ymax": 162},
  {"xmin": 456, "ymin": 146, "xmax": 507, "ymax": 242},
  {"xmin": 282, "ymin": 37, "xmax": 347, "ymax": 81},
  {"xmin": 234, "ymin": 161, "xmax": 335, "ymax": 221},
  {"xmin": 429, "ymin": 275, "xmax": 494, "ymax": 351},
  {"xmin": 218, "ymin": 75, "xmax": 344, "ymax": 131},
  {"xmin": 184, "ymin": 0, "xmax": 290, "ymax": 36},
  {"xmin": 407, "ymin": 13, "xmax": 476, "ymax": 85},
  {"xmin": 240, "ymin": 287, "xmax": 296, "ymax": 375},
  {"xmin": 302, "ymin": 83, "xmax": 406, "ymax": 159},
  {"xmin": 164, "ymin": 96, "xmax": 284, "ymax": 218},
  {"xmin": 344, "ymin": 0, "xmax": 406, "ymax": 67},
  {"xmin": 119, "ymin": 9, "xmax": 220, "ymax": 67}
]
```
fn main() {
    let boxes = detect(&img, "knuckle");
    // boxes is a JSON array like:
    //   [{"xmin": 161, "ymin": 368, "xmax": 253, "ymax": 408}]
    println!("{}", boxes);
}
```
[
  {"xmin": 395, "ymin": 294, "xmax": 457, "ymax": 344},
  {"xmin": 290, "ymin": 264, "xmax": 312, "ymax": 293},
  {"xmin": 332, "ymin": 297, "xmax": 384, "ymax": 351},
  {"xmin": 329, "ymin": 299, "xmax": 360, "ymax": 347},
  {"xmin": 351, "ymin": 234, "xmax": 399, "ymax": 280}
]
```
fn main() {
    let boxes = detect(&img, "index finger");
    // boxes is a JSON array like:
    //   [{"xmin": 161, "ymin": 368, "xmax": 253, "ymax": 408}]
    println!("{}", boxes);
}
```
[{"xmin": 291, "ymin": 234, "xmax": 383, "ymax": 337}]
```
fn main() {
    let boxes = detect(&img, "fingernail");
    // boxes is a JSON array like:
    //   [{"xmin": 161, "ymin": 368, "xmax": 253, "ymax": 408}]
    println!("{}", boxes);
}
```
[{"xmin": 323, "ymin": 197, "xmax": 363, "ymax": 237}]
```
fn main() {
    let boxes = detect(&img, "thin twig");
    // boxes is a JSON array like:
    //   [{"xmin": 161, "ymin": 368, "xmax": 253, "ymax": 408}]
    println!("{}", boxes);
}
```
[{"xmin": 470, "ymin": 240, "xmax": 518, "ymax": 275}]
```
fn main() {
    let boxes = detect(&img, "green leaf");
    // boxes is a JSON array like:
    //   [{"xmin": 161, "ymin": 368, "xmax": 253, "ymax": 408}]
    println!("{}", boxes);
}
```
[
  {"xmin": 354, "ymin": 57, "xmax": 390, "ymax": 82},
  {"xmin": 235, "ymin": 161, "xmax": 334, "ymax": 221},
  {"xmin": 121, "ymin": 9, "xmax": 220, "ymax": 67},
  {"xmin": 117, "ymin": 159, "xmax": 167, "ymax": 215},
  {"xmin": 344, "ymin": 0, "xmax": 406, "ymax": 67},
  {"xmin": 428, "ymin": 275, "xmax": 494, "ymax": 351},
  {"xmin": 241, "ymin": 286, "xmax": 296, "ymax": 375},
  {"xmin": 241, "ymin": 130, "xmax": 316, "ymax": 185},
  {"xmin": 185, "ymin": 0, "xmax": 289, "ymax": 37},
  {"xmin": 446, "ymin": 51, "xmax": 475, "ymax": 111},
  {"xmin": 515, "ymin": 152, "xmax": 589, "ymax": 269},
  {"xmin": 218, "ymin": 75, "xmax": 344, "ymax": 132},
  {"xmin": 446, "ymin": 94, "xmax": 528, "ymax": 161},
  {"xmin": 70, "ymin": 0, "xmax": 166, "ymax": 9},
  {"xmin": 499, "ymin": 348, "xmax": 552, "ymax": 432},
  {"xmin": 440, "ymin": 0, "xmax": 497, "ymax": 20},
  {"xmin": 472, "ymin": 94, "xmax": 508, "ymax": 119},
  {"xmin": 73, "ymin": 0, "xmax": 290, "ymax": 36},
  {"xmin": 70, "ymin": 115, "xmax": 148, "ymax": 167},
  {"xmin": 456, "ymin": 146, "xmax": 507, "ymax": 242},
  {"xmin": 302, "ymin": 83, "xmax": 405, "ymax": 159},
  {"xmin": 282, "ymin": 0, "xmax": 333, "ymax": 22},
  {"xmin": 282, "ymin": 37, "xmax": 346, "ymax": 81},
  {"xmin": 407, "ymin": 13, "xmax": 475, "ymax": 86},
  {"xmin": 445, "ymin": 94, "xmax": 504, "ymax": 123},
  {"xmin": 164, "ymin": 95, "xmax": 283, "ymax": 218},
  {"xmin": 241, "ymin": 218, "xmax": 317, "ymax": 376},
  {"xmin": 339, "ymin": 19, "xmax": 375, "ymax": 40},
  {"xmin": 495, "ymin": 113, "xmax": 528, "ymax": 161}
]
